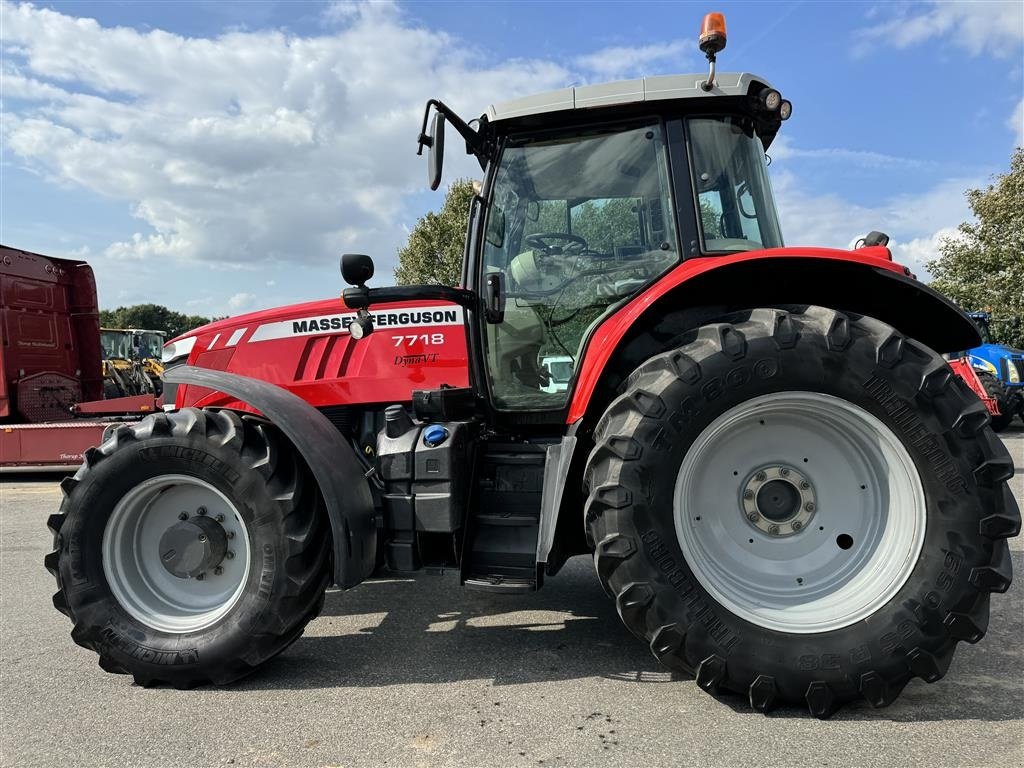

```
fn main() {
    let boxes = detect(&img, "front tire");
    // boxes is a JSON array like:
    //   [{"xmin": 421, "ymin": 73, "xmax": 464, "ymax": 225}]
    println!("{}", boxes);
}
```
[
  {"xmin": 585, "ymin": 306, "xmax": 1019, "ymax": 716},
  {"xmin": 977, "ymin": 371, "xmax": 1015, "ymax": 432},
  {"xmin": 45, "ymin": 408, "xmax": 331, "ymax": 687}
]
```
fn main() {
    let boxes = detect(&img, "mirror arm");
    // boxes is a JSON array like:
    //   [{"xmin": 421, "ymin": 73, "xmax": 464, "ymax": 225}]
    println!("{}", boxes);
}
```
[{"xmin": 417, "ymin": 99, "xmax": 488, "ymax": 161}]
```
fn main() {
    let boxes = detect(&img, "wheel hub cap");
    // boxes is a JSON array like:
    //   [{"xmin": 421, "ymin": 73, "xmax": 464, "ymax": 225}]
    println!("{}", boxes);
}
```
[
  {"xmin": 158, "ymin": 516, "xmax": 228, "ymax": 579},
  {"xmin": 743, "ymin": 465, "xmax": 816, "ymax": 536}
]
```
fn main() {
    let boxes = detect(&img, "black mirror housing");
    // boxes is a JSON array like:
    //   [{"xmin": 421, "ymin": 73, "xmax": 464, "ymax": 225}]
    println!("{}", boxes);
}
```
[
  {"xmin": 428, "ymin": 111, "xmax": 446, "ymax": 191},
  {"xmin": 341, "ymin": 253, "xmax": 374, "ymax": 287}
]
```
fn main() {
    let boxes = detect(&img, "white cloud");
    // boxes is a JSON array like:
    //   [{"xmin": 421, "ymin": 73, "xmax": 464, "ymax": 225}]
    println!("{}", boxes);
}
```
[
  {"xmin": 772, "ymin": 170, "xmax": 975, "ymax": 278},
  {"xmin": 769, "ymin": 135, "xmax": 933, "ymax": 170},
  {"xmin": 227, "ymin": 292, "xmax": 257, "ymax": 312},
  {"xmin": 853, "ymin": 1, "xmax": 1024, "ymax": 58},
  {"xmin": 1010, "ymin": 100, "xmax": 1024, "ymax": 146},
  {"xmin": 574, "ymin": 41, "xmax": 691, "ymax": 80},
  {"xmin": 0, "ymin": 0, "xmax": 575, "ymax": 273}
]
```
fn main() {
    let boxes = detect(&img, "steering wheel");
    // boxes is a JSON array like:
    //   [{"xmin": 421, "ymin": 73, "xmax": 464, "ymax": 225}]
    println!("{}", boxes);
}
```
[{"xmin": 524, "ymin": 232, "xmax": 588, "ymax": 255}]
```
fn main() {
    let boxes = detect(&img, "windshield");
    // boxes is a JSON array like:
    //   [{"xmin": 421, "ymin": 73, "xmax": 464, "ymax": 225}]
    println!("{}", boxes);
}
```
[
  {"xmin": 482, "ymin": 122, "xmax": 678, "ymax": 410},
  {"xmin": 135, "ymin": 332, "xmax": 165, "ymax": 359},
  {"xmin": 689, "ymin": 116, "xmax": 782, "ymax": 252},
  {"xmin": 100, "ymin": 331, "xmax": 130, "ymax": 360}
]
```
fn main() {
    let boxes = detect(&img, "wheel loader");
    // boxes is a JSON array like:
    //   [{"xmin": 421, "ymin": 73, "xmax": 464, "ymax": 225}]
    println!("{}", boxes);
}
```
[{"xmin": 46, "ymin": 13, "xmax": 1018, "ymax": 717}]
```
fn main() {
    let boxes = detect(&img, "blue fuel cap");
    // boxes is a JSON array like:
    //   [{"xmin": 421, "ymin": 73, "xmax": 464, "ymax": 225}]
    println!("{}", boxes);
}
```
[{"xmin": 423, "ymin": 424, "xmax": 449, "ymax": 448}]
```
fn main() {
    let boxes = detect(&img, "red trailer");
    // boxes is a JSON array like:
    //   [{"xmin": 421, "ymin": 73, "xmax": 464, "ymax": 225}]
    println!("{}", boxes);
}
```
[{"xmin": 0, "ymin": 244, "xmax": 155, "ymax": 471}]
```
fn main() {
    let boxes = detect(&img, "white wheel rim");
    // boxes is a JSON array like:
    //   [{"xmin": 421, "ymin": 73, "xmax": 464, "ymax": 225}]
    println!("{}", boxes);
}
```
[
  {"xmin": 102, "ymin": 475, "xmax": 251, "ymax": 634},
  {"xmin": 674, "ymin": 391, "xmax": 926, "ymax": 634}
]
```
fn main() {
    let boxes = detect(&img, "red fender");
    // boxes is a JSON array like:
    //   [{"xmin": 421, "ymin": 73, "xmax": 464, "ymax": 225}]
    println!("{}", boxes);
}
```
[{"xmin": 567, "ymin": 246, "xmax": 905, "ymax": 424}]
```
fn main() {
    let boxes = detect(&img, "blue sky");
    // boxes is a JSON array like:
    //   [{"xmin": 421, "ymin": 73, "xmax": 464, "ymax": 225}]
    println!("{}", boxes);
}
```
[{"xmin": 2, "ymin": 0, "xmax": 1021, "ymax": 317}]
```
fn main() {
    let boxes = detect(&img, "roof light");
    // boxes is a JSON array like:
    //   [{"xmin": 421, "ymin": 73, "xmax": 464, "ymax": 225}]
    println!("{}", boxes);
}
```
[
  {"xmin": 699, "ymin": 12, "xmax": 727, "ymax": 55},
  {"xmin": 779, "ymin": 99, "xmax": 793, "ymax": 120},
  {"xmin": 699, "ymin": 12, "xmax": 728, "ymax": 91}
]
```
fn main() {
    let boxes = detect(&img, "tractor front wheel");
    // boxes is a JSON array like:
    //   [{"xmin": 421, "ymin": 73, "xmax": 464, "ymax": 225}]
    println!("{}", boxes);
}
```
[
  {"xmin": 45, "ymin": 408, "xmax": 331, "ymax": 687},
  {"xmin": 977, "ymin": 371, "xmax": 1015, "ymax": 432},
  {"xmin": 585, "ymin": 306, "xmax": 1019, "ymax": 716}
]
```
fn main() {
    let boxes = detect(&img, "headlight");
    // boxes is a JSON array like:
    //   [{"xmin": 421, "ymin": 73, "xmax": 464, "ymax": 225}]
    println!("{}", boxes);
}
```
[
  {"xmin": 162, "ymin": 335, "xmax": 197, "ymax": 364},
  {"xmin": 1008, "ymin": 360, "xmax": 1021, "ymax": 383}
]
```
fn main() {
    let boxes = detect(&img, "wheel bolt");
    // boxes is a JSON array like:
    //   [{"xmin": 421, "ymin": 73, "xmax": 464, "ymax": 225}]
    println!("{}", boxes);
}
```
[
  {"xmin": 792, "ymin": 520, "xmax": 803, "ymax": 531},
  {"xmin": 227, "ymin": 531, "xmax": 235, "ymax": 540},
  {"xmin": 198, "ymin": 534, "xmax": 207, "ymax": 542},
  {"xmin": 178, "ymin": 512, "xmax": 188, "ymax": 521},
  {"xmin": 805, "ymin": 502, "xmax": 816, "ymax": 512},
  {"xmin": 746, "ymin": 511, "xmax": 759, "ymax": 522},
  {"xmin": 196, "ymin": 572, "xmax": 205, "ymax": 581},
  {"xmin": 197, "ymin": 507, "xmax": 207, "ymax": 516},
  {"xmin": 768, "ymin": 524, "xmax": 780, "ymax": 535},
  {"xmin": 743, "ymin": 489, "xmax": 754, "ymax": 500},
  {"xmin": 216, "ymin": 514, "xmax": 225, "ymax": 523},
  {"xmin": 213, "ymin": 566, "xmax": 223, "ymax": 576},
  {"xmin": 800, "ymin": 481, "xmax": 810, "ymax": 490},
  {"xmin": 225, "ymin": 551, "xmax": 235, "ymax": 559},
  {"xmin": 779, "ymin": 467, "xmax": 789, "ymax": 476},
  {"xmin": 755, "ymin": 471, "xmax": 766, "ymax": 482}
]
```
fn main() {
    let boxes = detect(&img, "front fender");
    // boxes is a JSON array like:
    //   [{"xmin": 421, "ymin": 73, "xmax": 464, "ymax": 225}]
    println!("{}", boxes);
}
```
[{"xmin": 162, "ymin": 365, "xmax": 376, "ymax": 588}]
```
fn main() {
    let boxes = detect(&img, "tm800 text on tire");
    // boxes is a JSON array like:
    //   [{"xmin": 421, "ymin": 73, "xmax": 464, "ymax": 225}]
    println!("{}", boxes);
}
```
[
  {"xmin": 585, "ymin": 306, "xmax": 1019, "ymax": 717},
  {"xmin": 45, "ymin": 408, "xmax": 331, "ymax": 687}
]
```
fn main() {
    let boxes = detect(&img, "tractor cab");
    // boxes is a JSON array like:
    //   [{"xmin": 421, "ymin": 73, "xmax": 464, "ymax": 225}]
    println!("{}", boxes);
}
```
[{"xmin": 469, "ymin": 74, "xmax": 787, "ymax": 412}]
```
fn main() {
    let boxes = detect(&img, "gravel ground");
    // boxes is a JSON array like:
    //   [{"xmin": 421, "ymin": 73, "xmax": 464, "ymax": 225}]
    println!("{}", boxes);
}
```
[{"xmin": 1, "ymin": 425, "xmax": 1022, "ymax": 768}]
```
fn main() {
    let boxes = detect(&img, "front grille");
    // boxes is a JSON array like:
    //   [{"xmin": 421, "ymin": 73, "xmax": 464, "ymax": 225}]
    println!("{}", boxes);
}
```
[{"xmin": 318, "ymin": 405, "xmax": 357, "ymax": 436}]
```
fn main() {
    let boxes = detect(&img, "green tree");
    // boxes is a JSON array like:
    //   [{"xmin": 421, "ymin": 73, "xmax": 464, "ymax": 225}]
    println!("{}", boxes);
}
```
[
  {"xmin": 570, "ymin": 198, "xmax": 640, "ymax": 252},
  {"xmin": 395, "ymin": 179, "xmax": 475, "ymax": 285},
  {"xmin": 100, "ymin": 304, "xmax": 215, "ymax": 338},
  {"xmin": 928, "ymin": 148, "xmax": 1024, "ymax": 348}
]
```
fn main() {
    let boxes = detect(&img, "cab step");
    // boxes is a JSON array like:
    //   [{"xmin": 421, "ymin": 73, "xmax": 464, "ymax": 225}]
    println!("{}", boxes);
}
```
[
  {"xmin": 464, "ymin": 576, "xmax": 536, "ymax": 594},
  {"xmin": 460, "ymin": 442, "xmax": 547, "ymax": 593}
]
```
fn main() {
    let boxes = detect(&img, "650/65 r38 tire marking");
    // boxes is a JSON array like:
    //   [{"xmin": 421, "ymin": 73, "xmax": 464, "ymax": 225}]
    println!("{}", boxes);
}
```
[
  {"xmin": 45, "ymin": 408, "xmax": 332, "ymax": 688},
  {"xmin": 584, "ymin": 306, "xmax": 1019, "ymax": 717}
]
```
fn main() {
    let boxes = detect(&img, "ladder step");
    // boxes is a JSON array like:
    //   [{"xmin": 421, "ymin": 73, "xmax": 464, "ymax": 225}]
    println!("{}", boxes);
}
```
[
  {"xmin": 464, "ymin": 576, "xmax": 536, "ymax": 594},
  {"xmin": 474, "ymin": 512, "xmax": 538, "ymax": 526}
]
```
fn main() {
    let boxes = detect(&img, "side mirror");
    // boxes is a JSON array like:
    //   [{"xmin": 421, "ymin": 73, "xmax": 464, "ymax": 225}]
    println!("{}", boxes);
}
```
[
  {"xmin": 427, "ymin": 111, "xmax": 446, "ymax": 191},
  {"xmin": 341, "ymin": 253, "xmax": 374, "ymax": 287}
]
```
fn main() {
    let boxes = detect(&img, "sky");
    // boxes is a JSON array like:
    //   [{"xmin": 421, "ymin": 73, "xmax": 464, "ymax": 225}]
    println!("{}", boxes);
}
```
[{"xmin": 1, "ymin": 0, "xmax": 1022, "ymax": 318}]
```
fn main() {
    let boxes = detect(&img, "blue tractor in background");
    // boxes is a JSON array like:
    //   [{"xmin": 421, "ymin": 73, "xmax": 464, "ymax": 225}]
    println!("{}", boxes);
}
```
[{"xmin": 964, "ymin": 311, "xmax": 1024, "ymax": 431}]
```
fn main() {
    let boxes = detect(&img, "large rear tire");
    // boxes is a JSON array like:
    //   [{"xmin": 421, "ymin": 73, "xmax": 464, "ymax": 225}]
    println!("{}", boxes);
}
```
[
  {"xmin": 45, "ymin": 408, "xmax": 331, "ymax": 687},
  {"xmin": 585, "ymin": 306, "xmax": 1019, "ymax": 716}
]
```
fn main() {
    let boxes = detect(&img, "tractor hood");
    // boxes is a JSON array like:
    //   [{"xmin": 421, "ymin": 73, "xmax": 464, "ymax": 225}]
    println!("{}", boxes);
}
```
[{"xmin": 162, "ymin": 294, "xmax": 470, "ymax": 411}]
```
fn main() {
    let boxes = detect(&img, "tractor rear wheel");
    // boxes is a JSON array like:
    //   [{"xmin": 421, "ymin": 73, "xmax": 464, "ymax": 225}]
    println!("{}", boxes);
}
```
[
  {"xmin": 45, "ymin": 408, "xmax": 331, "ymax": 687},
  {"xmin": 585, "ymin": 306, "xmax": 1019, "ymax": 716},
  {"xmin": 977, "ymin": 371, "xmax": 1015, "ymax": 432}
]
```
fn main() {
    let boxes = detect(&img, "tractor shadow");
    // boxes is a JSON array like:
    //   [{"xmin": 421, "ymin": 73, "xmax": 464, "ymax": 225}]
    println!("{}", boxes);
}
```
[{"xmin": 232, "ymin": 551, "xmax": 1024, "ymax": 722}]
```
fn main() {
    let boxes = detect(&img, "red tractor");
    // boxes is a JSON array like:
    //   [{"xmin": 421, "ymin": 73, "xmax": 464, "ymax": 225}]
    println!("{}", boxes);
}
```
[{"xmin": 47, "ymin": 14, "xmax": 1018, "ymax": 717}]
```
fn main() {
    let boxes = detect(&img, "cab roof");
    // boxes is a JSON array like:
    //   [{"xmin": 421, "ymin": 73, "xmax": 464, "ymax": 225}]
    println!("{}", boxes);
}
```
[{"xmin": 484, "ymin": 72, "xmax": 772, "ymax": 123}]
